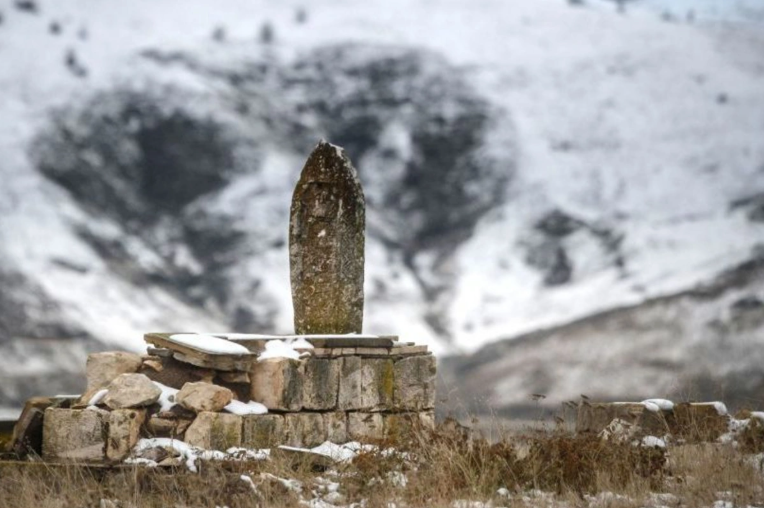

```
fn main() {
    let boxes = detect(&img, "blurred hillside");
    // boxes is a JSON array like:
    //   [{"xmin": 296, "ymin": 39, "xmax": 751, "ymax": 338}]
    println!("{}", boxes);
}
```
[{"xmin": 0, "ymin": 0, "xmax": 763, "ymax": 415}]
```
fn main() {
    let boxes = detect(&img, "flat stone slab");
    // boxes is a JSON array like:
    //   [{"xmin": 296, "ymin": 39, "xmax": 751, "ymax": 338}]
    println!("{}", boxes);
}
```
[{"xmin": 144, "ymin": 333, "xmax": 257, "ymax": 372}]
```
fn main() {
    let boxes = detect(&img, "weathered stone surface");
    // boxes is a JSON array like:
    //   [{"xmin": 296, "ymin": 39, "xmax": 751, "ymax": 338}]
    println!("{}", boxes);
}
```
[
  {"xmin": 42, "ymin": 408, "xmax": 107, "ymax": 461},
  {"xmin": 218, "ymin": 371, "xmax": 250, "ymax": 384},
  {"xmin": 419, "ymin": 410, "xmax": 436, "ymax": 431},
  {"xmin": 184, "ymin": 412, "xmax": 242, "ymax": 451},
  {"xmin": 250, "ymin": 358, "xmax": 303, "ymax": 411},
  {"xmin": 107, "ymin": 409, "xmax": 145, "ymax": 461},
  {"xmin": 242, "ymin": 414, "xmax": 285, "ymax": 448},
  {"xmin": 576, "ymin": 403, "xmax": 669, "ymax": 435},
  {"xmin": 10, "ymin": 397, "xmax": 58, "ymax": 456},
  {"xmin": 383, "ymin": 412, "xmax": 433, "ymax": 442},
  {"xmin": 671, "ymin": 402, "xmax": 729, "ymax": 442},
  {"xmin": 338, "ymin": 357, "xmax": 394, "ymax": 411},
  {"xmin": 284, "ymin": 413, "xmax": 326, "ymax": 448},
  {"xmin": 139, "ymin": 355, "xmax": 215, "ymax": 389},
  {"xmin": 86, "ymin": 352, "xmax": 143, "ymax": 390},
  {"xmin": 303, "ymin": 358, "xmax": 340, "ymax": 410},
  {"xmin": 289, "ymin": 140, "xmax": 365, "ymax": 335},
  {"xmin": 103, "ymin": 373, "xmax": 161, "ymax": 409},
  {"xmin": 323, "ymin": 412, "xmax": 348, "ymax": 444},
  {"xmin": 145, "ymin": 416, "xmax": 193, "ymax": 438},
  {"xmin": 177, "ymin": 382, "xmax": 233, "ymax": 413},
  {"xmin": 393, "ymin": 355, "xmax": 436, "ymax": 410},
  {"xmin": 347, "ymin": 412, "xmax": 383, "ymax": 442}
]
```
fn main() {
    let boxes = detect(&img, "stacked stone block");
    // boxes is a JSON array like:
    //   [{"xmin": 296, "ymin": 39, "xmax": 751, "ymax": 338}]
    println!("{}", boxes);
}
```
[{"xmin": 32, "ymin": 342, "xmax": 436, "ymax": 463}]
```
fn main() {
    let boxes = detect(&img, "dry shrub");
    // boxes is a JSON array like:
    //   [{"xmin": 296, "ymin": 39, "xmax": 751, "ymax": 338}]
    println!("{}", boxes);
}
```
[
  {"xmin": 669, "ymin": 443, "xmax": 764, "ymax": 506},
  {"xmin": 734, "ymin": 411, "xmax": 764, "ymax": 453},
  {"xmin": 515, "ymin": 432, "xmax": 666, "ymax": 494}
]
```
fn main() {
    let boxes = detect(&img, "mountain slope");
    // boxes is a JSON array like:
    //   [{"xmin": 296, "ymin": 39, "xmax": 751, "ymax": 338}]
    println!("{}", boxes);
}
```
[{"xmin": 0, "ymin": 0, "xmax": 763, "ymax": 410}]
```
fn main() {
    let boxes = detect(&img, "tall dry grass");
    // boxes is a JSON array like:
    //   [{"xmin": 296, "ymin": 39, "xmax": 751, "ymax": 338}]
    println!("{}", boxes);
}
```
[{"xmin": 1, "ymin": 415, "xmax": 763, "ymax": 507}]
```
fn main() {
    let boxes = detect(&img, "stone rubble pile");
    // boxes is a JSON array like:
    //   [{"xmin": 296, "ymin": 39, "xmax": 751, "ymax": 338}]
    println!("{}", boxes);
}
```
[{"xmin": 9, "ymin": 333, "xmax": 436, "ymax": 464}]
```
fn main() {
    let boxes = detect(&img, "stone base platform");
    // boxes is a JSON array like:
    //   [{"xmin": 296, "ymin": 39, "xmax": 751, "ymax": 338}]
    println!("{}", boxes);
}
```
[{"xmin": 11, "ymin": 333, "xmax": 438, "ymax": 463}]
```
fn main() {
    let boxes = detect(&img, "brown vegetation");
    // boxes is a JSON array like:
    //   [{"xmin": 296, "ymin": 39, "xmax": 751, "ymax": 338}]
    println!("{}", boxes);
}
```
[{"xmin": 1, "ymin": 416, "xmax": 763, "ymax": 508}]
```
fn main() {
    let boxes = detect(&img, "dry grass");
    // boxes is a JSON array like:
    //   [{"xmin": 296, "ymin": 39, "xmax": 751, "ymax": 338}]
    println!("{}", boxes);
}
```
[{"xmin": 1, "ymin": 417, "xmax": 764, "ymax": 508}]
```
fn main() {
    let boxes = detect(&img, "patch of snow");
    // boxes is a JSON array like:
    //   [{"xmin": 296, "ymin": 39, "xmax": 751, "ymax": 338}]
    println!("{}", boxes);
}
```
[
  {"xmin": 258, "ymin": 339, "xmax": 309, "ymax": 361},
  {"xmin": 639, "ymin": 436, "xmax": 667, "ymax": 449},
  {"xmin": 152, "ymin": 382, "xmax": 179, "ymax": 412},
  {"xmin": 750, "ymin": 412, "xmax": 764, "ymax": 422},
  {"xmin": 169, "ymin": 334, "xmax": 251, "ymax": 355},
  {"xmin": 124, "ymin": 457, "xmax": 158, "ymax": 467},
  {"xmin": 225, "ymin": 399, "xmax": 268, "ymax": 416},
  {"xmin": 240, "ymin": 474, "xmax": 258, "ymax": 493},
  {"xmin": 641, "ymin": 399, "xmax": 674, "ymax": 412},
  {"xmin": 133, "ymin": 437, "xmax": 200, "ymax": 472},
  {"xmin": 260, "ymin": 472, "xmax": 303, "ymax": 494},
  {"xmin": 87, "ymin": 388, "xmax": 108, "ymax": 406},
  {"xmin": 226, "ymin": 447, "xmax": 270, "ymax": 461}
]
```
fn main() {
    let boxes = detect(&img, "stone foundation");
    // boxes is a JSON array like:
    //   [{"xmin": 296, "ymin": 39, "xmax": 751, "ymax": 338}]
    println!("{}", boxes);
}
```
[{"xmin": 20, "ymin": 334, "xmax": 437, "ymax": 463}]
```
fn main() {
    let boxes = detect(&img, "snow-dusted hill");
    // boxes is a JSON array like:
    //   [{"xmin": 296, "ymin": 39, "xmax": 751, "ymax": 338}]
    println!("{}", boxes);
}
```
[{"xmin": 0, "ymin": 0, "xmax": 763, "ymax": 411}]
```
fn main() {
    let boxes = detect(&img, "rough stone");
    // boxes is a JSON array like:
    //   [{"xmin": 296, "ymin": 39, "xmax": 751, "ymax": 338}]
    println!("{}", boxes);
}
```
[
  {"xmin": 393, "ymin": 355, "xmax": 436, "ymax": 410},
  {"xmin": 176, "ymin": 382, "xmax": 233, "ymax": 413},
  {"xmin": 103, "ymin": 373, "xmax": 161, "ymax": 409},
  {"xmin": 10, "ymin": 396, "xmax": 58, "ymax": 456},
  {"xmin": 184, "ymin": 412, "xmax": 242, "ymax": 451},
  {"xmin": 86, "ymin": 352, "xmax": 143, "ymax": 390},
  {"xmin": 107, "ymin": 409, "xmax": 145, "ymax": 461},
  {"xmin": 576, "ymin": 403, "xmax": 669, "ymax": 436},
  {"xmin": 42, "ymin": 408, "xmax": 107, "ymax": 461},
  {"xmin": 348, "ymin": 412, "xmax": 384, "ymax": 442},
  {"xmin": 671, "ymin": 402, "xmax": 729, "ymax": 442},
  {"xmin": 145, "ymin": 415, "xmax": 193, "ymax": 438},
  {"xmin": 242, "ymin": 414, "xmax": 285, "ymax": 448},
  {"xmin": 284, "ymin": 413, "xmax": 326, "ymax": 448},
  {"xmin": 383, "ymin": 412, "xmax": 433, "ymax": 442},
  {"xmin": 303, "ymin": 358, "xmax": 340, "ymax": 410},
  {"xmin": 289, "ymin": 140, "xmax": 365, "ymax": 335},
  {"xmin": 139, "ymin": 355, "xmax": 215, "ymax": 389},
  {"xmin": 250, "ymin": 358, "xmax": 303, "ymax": 411},
  {"xmin": 338, "ymin": 357, "xmax": 394, "ymax": 411},
  {"xmin": 323, "ymin": 412, "xmax": 348, "ymax": 444},
  {"xmin": 218, "ymin": 371, "xmax": 250, "ymax": 384}
]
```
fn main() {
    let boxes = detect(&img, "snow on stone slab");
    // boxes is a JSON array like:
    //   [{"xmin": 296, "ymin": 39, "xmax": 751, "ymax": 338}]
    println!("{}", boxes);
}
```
[
  {"xmin": 708, "ymin": 401, "xmax": 729, "ymax": 416},
  {"xmin": 257, "ymin": 339, "xmax": 311, "ymax": 361},
  {"xmin": 225, "ymin": 399, "xmax": 268, "ymax": 415},
  {"xmin": 751, "ymin": 412, "xmax": 764, "ymax": 422},
  {"xmin": 168, "ymin": 333, "xmax": 251, "ymax": 355},
  {"xmin": 641, "ymin": 398, "xmax": 674, "ymax": 412}
]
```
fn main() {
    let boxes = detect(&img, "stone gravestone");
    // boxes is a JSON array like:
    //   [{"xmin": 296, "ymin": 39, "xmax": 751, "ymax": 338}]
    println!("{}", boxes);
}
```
[{"xmin": 289, "ymin": 140, "xmax": 365, "ymax": 334}]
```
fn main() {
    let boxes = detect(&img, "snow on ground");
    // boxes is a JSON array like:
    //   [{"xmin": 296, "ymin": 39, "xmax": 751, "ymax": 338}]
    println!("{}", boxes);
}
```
[{"xmin": 0, "ymin": 0, "xmax": 761, "ymax": 357}]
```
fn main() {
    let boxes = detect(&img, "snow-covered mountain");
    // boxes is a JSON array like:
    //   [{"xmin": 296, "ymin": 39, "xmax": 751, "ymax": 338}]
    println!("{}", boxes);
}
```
[{"xmin": 1, "ymin": 0, "xmax": 763, "ymax": 412}]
